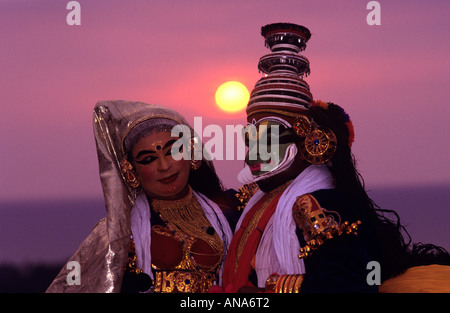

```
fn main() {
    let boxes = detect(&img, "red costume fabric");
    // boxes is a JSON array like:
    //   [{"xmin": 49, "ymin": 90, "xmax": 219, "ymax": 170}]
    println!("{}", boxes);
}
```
[{"xmin": 222, "ymin": 191, "xmax": 284, "ymax": 292}]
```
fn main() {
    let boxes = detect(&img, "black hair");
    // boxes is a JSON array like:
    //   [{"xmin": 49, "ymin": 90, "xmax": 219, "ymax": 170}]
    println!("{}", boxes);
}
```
[
  {"xmin": 309, "ymin": 102, "xmax": 450, "ymax": 281},
  {"xmin": 189, "ymin": 160, "xmax": 226, "ymax": 202},
  {"xmin": 190, "ymin": 160, "xmax": 241, "ymax": 231}
]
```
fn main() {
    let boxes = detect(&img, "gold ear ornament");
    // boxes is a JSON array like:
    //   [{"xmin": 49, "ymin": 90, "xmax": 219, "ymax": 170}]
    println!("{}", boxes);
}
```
[
  {"xmin": 190, "ymin": 137, "xmax": 202, "ymax": 171},
  {"xmin": 120, "ymin": 159, "xmax": 141, "ymax": 189},
  {"xmin": 293, "ymin": 115, "xmax": 337, "ymax": 164}
]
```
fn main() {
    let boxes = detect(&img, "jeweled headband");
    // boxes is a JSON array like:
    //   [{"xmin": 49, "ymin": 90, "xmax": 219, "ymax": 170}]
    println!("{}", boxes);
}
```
[{"xmin": 122, "ymin": 118, "xmax": 179, "ymax": 154}]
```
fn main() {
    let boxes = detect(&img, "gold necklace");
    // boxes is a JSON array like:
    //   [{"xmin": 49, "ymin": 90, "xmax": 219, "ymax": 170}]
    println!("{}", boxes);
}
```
[{"xmin": 151, "ymin": 187, "xmax": 224, "ymax": 257}]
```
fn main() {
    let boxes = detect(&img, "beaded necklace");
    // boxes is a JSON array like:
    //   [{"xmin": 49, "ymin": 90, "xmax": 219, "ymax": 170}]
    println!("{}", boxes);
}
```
[{"xmin": 151, "ymin": 187, "xmax": 224, "ymax": 263}]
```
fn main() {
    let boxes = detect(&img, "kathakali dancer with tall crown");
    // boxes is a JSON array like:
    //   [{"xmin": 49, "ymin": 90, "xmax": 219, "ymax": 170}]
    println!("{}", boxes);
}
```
[
  {"xmin": 47, "ymin": 100, "xmax": 239, "ymax": 293},
  {"xmin": 222, "ymin": 22, "xmax": 450, "ymax": 293}
]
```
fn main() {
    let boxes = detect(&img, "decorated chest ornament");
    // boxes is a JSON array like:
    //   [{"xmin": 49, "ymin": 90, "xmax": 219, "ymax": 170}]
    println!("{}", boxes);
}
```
[
  {"xmin": 293, "ymin": 113, "xmax": 337, "ymax": 165},
  {"xmin": 235, "ymin": 183, "xmax": 259, "ymax": 211},
  {"xmin": 293, "ymin": 194, "xmax": 361, "ymax": 259}
]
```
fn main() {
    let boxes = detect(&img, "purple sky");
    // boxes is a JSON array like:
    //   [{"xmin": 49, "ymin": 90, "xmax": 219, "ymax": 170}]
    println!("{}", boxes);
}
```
[{"xmin": 1, "ymin": 0, "xmax": 449, "ymax": 202}]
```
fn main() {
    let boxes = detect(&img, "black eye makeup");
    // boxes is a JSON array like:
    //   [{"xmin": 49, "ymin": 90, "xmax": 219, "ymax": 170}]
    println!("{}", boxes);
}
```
[
  {"xmin": 135, "ymin": 155, "xmax": 157, "ymax": 165},
  {"xmin": 134, "ymin": 139, "xmax": 179, "ymax": 165}
]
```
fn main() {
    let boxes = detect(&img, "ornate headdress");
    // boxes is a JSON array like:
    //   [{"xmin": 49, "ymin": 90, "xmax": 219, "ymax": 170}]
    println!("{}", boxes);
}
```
[
  {"xmin": 245, "ymin": 23, "xmax": 353, "ymax": 165},
  {"xmin": 247, "ymin": 22, "xmax": 313, "ymax": 127}
]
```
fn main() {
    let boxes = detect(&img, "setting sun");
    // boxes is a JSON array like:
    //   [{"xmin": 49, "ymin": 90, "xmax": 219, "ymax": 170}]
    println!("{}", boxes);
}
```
[{"xmin": 215, "ymin": 81, "xmax": 250, "ymax": 113}]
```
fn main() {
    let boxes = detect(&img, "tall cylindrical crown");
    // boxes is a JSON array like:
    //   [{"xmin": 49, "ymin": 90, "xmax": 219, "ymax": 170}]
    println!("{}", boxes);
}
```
[{"xmin": 247, "ymin": 23, "xmax": 313, "ymax": 126}]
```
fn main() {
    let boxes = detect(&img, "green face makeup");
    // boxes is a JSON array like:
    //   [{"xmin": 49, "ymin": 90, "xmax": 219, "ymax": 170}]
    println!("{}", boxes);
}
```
[{"xmin": 244, "ymin": 120, "xmax": 298, "ymax": 177}]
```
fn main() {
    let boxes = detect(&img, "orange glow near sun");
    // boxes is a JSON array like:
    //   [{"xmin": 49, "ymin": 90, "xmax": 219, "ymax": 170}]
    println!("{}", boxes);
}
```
[{"xmin": 215, "ymin": 81, "xmax": 250, "ymax": 113}]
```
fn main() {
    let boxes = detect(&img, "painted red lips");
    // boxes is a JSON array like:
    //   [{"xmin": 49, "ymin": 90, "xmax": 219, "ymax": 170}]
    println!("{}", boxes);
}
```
[
  {"xmin": 249, "ymin": 163, "xmax": 261, "ymax": 172},
  {"xmin": 158, "ymin": 173, "xmax": 178, "ymax": 184}
]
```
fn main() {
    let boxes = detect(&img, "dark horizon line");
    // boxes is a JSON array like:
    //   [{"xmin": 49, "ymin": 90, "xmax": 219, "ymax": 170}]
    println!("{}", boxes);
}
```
[{"xmin": 1, "ymin": 181, "xmax": 450, "ymax": 204}]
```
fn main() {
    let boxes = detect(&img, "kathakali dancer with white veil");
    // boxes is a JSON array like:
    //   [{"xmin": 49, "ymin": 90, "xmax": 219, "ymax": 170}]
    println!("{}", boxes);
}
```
[
  {"xmin": 47, "ymin": 100, "xmax": 238, "ymax": 293},
  {"xmin": 222, "ymin": 22, "xmax": 450, "ymax": 293}
]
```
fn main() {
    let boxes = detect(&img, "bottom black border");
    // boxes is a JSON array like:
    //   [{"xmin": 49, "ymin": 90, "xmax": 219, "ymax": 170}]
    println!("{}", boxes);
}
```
[{"xmin": 2, "ymin": 293, "xmax": 446, "ymax": 312}]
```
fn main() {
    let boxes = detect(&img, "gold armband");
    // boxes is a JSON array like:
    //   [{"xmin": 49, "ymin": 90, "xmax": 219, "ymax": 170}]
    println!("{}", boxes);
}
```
[
  {"xmin": 298, "ymin": 220, "xmax": 361, "ymax": 259},
  {"xmin": 293, "ymin": 194, "xmax": 361, "ymax": 259},
  {"xmin": 266, "ymin": 274, "xmax": 304, "ymax": 293}
]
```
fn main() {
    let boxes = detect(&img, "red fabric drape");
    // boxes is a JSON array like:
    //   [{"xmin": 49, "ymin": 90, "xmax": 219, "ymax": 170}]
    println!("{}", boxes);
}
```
[{"xmin": 222, "ymin": 192, "xmax": 283, "ymax": 292}]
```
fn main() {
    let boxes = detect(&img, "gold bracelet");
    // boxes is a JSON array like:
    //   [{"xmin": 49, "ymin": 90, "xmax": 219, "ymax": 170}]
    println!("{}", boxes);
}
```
[
  {"xmin": 282, "ymin": 275, "xmax": 290, "ymax": 293},
  {"xmin": 287, "ymin": 274, "xmax": 298, "ymax": 293},
  {"xmin": 284, "ymin": 275, "xmax": 296, "ymax": 293},
  {"xmin": 273, "ymin": 274, "xmax": 305, "ymax": 293},
  {"xmin": 274, "ymin": 274, "xmax": 287, "ymax": 293},
  {"xmin": 292, "ymin": 274, "xmax": 304, "ymax": 293},
  {"xmin": 283, "ymin": 275, "xmax": 292, "ymax": 293},
  {"xmin": 265, "ymin": 273, "xmax": 280, "ymax": 292}
]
